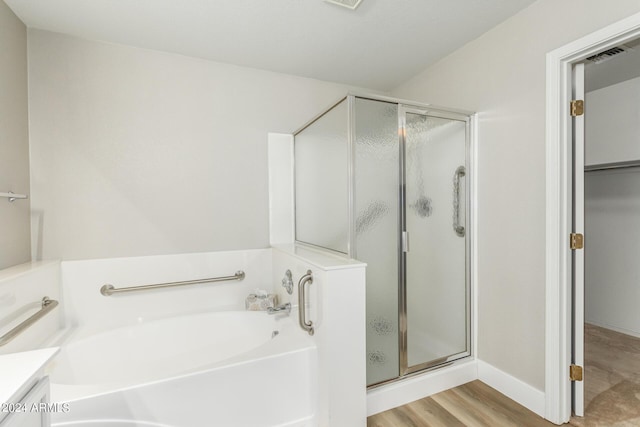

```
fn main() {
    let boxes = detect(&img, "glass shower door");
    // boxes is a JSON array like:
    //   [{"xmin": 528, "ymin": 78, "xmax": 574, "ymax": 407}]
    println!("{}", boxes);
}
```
[{"xmin": 401, "ymin": 108, "xmax": 469, "ymax": 373}]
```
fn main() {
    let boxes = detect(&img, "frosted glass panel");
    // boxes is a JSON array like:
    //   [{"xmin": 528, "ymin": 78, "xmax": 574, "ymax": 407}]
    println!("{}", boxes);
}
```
[
  {"xmin": 353, "ymin": 98, "xmax": 400, "ymax": 385},
  {"xmin": 295, "ymin": 100, "xmax": 348, "ymax": 253},
  {"xmin": 405, "ymin": 113, "xmax": 468, "ymax": 369}
]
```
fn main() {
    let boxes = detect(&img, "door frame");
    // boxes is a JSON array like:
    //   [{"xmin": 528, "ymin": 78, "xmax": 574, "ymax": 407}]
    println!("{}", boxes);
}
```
[{"xmin": 545, "ymin": 12, "xmax": 640, "ymax": 424}]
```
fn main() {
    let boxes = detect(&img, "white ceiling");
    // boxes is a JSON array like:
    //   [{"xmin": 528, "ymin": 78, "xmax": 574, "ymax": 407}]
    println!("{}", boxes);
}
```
[{"xmin": 5, "ymin": 0, "xmax": 536, "ymax": 91}]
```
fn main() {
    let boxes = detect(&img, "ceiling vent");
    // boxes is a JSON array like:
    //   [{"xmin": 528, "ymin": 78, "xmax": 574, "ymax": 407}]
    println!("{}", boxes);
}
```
[
  {"xmin": 586, "ymin": 46, "xmax": 633, "ymax": 64},
  {"xmin": 324, "ymin": 0, "xmax": 363, "ymax": 10}
]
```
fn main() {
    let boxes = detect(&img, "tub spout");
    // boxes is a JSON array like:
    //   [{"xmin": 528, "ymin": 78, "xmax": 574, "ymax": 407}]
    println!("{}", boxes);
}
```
[{"xmin": 267, "ymin": 303, "xmax": 291, "ymax": 315}]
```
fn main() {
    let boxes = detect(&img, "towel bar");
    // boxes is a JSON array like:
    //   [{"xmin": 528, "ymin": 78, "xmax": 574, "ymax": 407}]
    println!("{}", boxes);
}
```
[{"xmin": 0, "ymin": 191, "xmax": 28, "ymax": 202}]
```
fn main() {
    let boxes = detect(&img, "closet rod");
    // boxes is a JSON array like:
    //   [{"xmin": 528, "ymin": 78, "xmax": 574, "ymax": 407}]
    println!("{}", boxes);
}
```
[{"xmin": 584, "ymin": 160, "xmax": 640, "ymax": 172}]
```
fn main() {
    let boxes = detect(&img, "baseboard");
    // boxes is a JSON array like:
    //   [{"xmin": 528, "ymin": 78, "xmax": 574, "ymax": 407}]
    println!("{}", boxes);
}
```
[
  {"xmin": 477, "ymin": 359, "xmax": 545, "ymax": 418},
  {"xmin": 586, "ymin": 320, "xmax": 640, "ymax": 339},
  {"xmin": 366, "ymin": 359, "xmax": 478, "ymax": 416}
]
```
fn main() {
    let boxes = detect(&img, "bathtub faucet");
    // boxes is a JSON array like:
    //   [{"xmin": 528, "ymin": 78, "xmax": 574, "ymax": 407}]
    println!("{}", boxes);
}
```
[{"xmin": 267, "ymin": 303, "xmax": 291, "ymax": 315}]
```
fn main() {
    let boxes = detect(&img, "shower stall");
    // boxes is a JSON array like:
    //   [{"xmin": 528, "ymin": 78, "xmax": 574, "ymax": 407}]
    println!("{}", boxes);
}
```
[{"xmin": 294, "ymin": 94, "xmax": 472, "ymax": 386}]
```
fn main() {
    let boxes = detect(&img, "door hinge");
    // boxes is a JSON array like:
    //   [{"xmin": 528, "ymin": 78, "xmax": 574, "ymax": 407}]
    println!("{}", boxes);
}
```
[
  {"xmin": 570, "ymin": 233, "xmax": 584, "ymax": 250},
  {"xmin": 570, "ymin": 364, "xmax": 583, "ymax": 381},
  {"xmin": 570, "ymin": 100, "xmax": 584, "ymax": 117}
]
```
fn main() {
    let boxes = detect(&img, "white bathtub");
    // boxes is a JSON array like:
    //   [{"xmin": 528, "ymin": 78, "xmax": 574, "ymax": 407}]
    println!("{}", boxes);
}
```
[{"xmin": 47, "ymin": 311, "xmax": 317, "ymax": 427}]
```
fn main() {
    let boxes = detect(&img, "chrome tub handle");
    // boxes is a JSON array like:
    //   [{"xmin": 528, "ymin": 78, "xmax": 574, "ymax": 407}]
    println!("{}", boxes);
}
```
[
  {"xmin": 297, "ymin": 270, "xmax": 314, "ymax": 336},
  {"xmin": 453, "ymin": 165, "xmax": 466, "ymax": 237},
  {"xmin": 267, "ymin": 302, "xmax": 291, "ymax": 315}
]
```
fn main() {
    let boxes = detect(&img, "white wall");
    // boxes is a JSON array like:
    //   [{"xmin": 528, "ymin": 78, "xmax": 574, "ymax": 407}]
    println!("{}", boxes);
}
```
[
  {"xmin": 267, "ymin": 133, "xmax": 294, "ymax": 245},
  {"xmin": 0, "ymin": 1, "xmax": 30, "ymax": 270},
  {"xmin": 392, "ymin": 0, "xmax": 640, "ymax": 391},
  {"xmin": 28, "ymin": 30, "xmax": 369, "ymax": 262},
  {"xmin": 585, "ymin": 75, "xmax": 640, "ymax": 165}
]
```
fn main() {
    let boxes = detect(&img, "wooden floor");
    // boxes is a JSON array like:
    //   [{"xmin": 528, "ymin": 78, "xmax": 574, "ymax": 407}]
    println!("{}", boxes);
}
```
[
  {"xmin": 368, "ymin": 325, "xmax": 640, "ymax": 427},
  {"xmin": 367, "ymin": 381, "xmax": 555, "ymax": 427},
  {"xmin": 569, "ymin": 323, "xmax": 640, "ymax": 427}
]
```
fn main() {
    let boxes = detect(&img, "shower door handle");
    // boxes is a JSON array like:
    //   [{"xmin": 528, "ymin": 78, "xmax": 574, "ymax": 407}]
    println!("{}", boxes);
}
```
[
  {"xmin": 298, "ymin": 270, "xmax": 314, "ymax": 336},
  {"xmin": 453, "ymin": 166, "xmax": 466, "ymax": 237}
]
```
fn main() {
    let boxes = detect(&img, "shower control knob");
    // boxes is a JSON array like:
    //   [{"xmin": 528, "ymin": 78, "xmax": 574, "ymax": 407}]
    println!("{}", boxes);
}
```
[{"xmin": 281, "ymin": 270, "xmax": 294, "ymax": 295}]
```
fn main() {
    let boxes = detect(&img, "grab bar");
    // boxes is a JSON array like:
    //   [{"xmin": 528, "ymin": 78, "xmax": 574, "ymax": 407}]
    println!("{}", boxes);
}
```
[
  {"xmin": 100, "ymin": 271, "xmax": 245, "ymax": 296},
  {"xmin": 297, "ymin": 270, "xmax": 314, "ymax": 336},
  {"xmin": 453, "ymin": 165, "xmax": 466, "ymax": 237},
  {"xmin": 0, "ymin": 297, "xmax": 59, "ymax": 347},
  {"xmin": 0, "ymin": 191, "xmax": 28, "ymax": 202}
]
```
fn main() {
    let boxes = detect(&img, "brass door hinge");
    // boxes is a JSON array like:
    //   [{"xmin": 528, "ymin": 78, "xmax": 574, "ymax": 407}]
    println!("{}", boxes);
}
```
[
  {"xmin": 570, "ymin": 233, "xmax": 584, "ymax": 250},
  {"xmin": 570, "ymin": 364, "xmax": 583, "ymax": 381},
  {"xmin": 570, "ymin": 100, "xmax": 584, "ymax": 117}
]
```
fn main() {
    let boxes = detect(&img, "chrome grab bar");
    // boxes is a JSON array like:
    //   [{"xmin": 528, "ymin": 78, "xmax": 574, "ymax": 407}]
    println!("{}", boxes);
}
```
[
  {"xmin": 100, "ymin": 271, "xmax": 245, "ymax": 296},
  {"xmin": 0, "ymin": 297, "xmax": 59, "ymax": 347},
  {"xmin": 453, "ymin": 165, "xmax": 466, "ymax": 237},
  {"xmin": 0, "ymin": 191, "xmax": 28, "ymax": 202},
  {"xmin": 297, "ymin": 270, "xmax": 314, "ymax": 336}
]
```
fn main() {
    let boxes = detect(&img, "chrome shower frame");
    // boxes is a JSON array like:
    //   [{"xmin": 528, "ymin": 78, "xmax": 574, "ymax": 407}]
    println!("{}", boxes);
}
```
[{"xmin": 292, "ymin": 92, "xmax": 475, "ymax": 386}]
